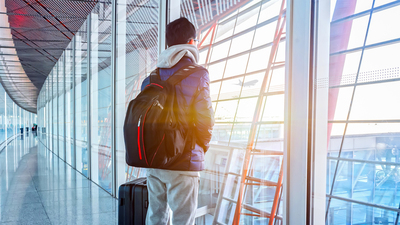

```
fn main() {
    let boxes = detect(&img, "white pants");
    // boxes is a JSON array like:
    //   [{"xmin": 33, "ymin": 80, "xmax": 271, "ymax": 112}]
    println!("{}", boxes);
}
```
[{"xmin": 146, "ymin": 169, "xmax": 199, "ymax": 225}]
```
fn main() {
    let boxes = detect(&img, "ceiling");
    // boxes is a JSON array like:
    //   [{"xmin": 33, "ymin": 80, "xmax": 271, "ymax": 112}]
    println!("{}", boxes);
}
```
[
  {"xmin": 0, "ymin": 0, "xmax": 250, "ymax": 113},
  {"xmin": 1, "ymin": 0, "xmax": 97, "ymax": 113}
]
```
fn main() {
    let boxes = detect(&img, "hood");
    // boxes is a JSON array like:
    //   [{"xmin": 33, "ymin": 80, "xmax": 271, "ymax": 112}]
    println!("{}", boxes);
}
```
[{"xmin": 157, "ymin": 44, "xmax": 199, "ymax": 68}]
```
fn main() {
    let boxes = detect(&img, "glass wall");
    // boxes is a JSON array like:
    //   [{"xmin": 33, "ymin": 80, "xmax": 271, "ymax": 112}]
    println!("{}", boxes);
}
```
[
  {"xmin": 90, "ymin": 2, "xmax": 113, "ymax": 192},
  {"xmin": 65, "ymin": 41, "xmax": 74, "ymax": 166},
  {"xmin": 327, "ymin": 0, "xmax": 400, "ymax": 224},
  {"xmin": 52, "ymin": 67, "xmax": 58, "ymax": 155},
  {"xmin": 6, "ymin": 95, "xmax": 13, "ymax": 139},
  {"xmin": 0, "ymin": 86, "xmax": 5, "ymax": 142},
  {"xmin": 115, "ymin": 0, "xmax": 159, "ymax": 191},
  {"xmin": 23, "ymin": 0, "xmax": 397, "ymax": 222},
  {"xmin": 182, "ymin": 0, "xmax": 286, "ymax": 224},
  {"xmin": 36, "ymin": 0, "xmax": 286, "ymax": 223},
  {"xmin": 34, "ymin": 0, "xmax": 400, "ymax": 223},
  {"xmin": 58, "ymin": 54, "xmax": 65, "ymax": 160},
  {"xmin": 75, "ymin": 20, "xmax": 89, "ymax": 177},
  {"xmin": 0, "ymin": 84, "xmax": 35, "ymax": 144}
]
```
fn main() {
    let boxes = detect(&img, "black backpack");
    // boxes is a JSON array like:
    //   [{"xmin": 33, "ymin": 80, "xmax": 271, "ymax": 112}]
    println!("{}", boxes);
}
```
[{"xmin": 123, "ymin": 64, "xmax": 206, "ymax": 168}]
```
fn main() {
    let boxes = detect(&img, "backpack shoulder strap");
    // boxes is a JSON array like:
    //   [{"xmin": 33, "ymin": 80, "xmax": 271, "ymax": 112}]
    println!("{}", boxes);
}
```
[
  {"xmin": 166, "ymin": 64, "xmax": 206, "ymax": 86},
  {"xmin": 149, "ymin": 68, "xmax": 160, "ymax": 83}
]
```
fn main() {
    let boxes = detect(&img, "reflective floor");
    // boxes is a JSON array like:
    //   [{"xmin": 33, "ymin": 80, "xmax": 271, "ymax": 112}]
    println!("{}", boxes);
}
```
[{"xmin": 0, "ymin": 133, "xmax": 118, "ymax": 225}]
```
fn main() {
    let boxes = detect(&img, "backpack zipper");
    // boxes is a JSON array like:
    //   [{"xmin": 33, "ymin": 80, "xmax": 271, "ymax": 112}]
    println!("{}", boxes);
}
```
[{"xmin": 137, "ymin": 115, "xmax": 142, "ymax": 160}]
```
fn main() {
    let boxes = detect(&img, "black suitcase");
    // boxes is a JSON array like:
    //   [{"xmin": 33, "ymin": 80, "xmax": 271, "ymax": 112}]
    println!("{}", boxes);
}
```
[{"xmin": 118, "ymin": 177, "xmax": 148, "ymax": 225}]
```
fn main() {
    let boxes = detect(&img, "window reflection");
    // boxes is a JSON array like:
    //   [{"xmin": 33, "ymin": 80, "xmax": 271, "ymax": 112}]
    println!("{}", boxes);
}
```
[
  {"xmin": 328, "ymin": 1, "xmax": 400, "ymax": 223},
  {"xmin": 90, "ymin": 2, "xmax": 113, "ymax": 192},
  {"xmin": 115, "ymin": 0, "xmax": 159, "ymax": 187},
  {"xmin": 75, "ymin": 22, "xmax": 89, "ymax": 176}
]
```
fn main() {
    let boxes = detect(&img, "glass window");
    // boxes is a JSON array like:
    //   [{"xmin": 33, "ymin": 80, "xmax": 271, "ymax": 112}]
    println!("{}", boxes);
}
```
[
  {"xmin": 252, "ymin": 21, "xmax": 277, "ymax": 48},
  {"xmin": 6, "ymin": 95, "xmax": 12, "ymax": 139},
  {"xmin": 330, "ymin": 51, "xmax": 362, "ymax": 86},
  {"xmin": 234, "ymin": 6, "xmax": 259, "ymax": 34},
  {"xmin": 115, "ymin": 0, "xmax": 159, "ymax": 189},
  {"xmin": 223, "ymin": 54, "xmax": 249, "ymax": 78},
  {"xmin": 329, "ymin": 87, "xmax": 354, "ymax": 121},
  {"xmin": 0, "ymin": 86, "xmax": 5, "ymax": 143},
  {"xmin": 350, "ymin": 81, "xmax": 400, "ymax": 120},
  {"xmin": 246, "ymin": 46, "xmax": 271, "ymax": 73},
  {"xmin": 58, "ymin": 54, "xmax": 65, "ymax": 160},
  {"xmin": 90, "ymin": 2, "xmax": 113, "ymax": 193},
  {"xmin": 358, "ymin": 43, "xmax": 400, "ymax": 84},
  {"xmin": 229, "ymin": 31, "xmax": 254, "ymax": 56},
  {"xmin": 367, "ymin": 5, "xmax": 400, "ymax": 45},
  {"xmin": 210, "ymin": 40, "xmax": 231, "ymax": 62},
  {"xmin": 215, "ymin": 19, "xmax": 236, "ymax": 42},
  {"xmin": 240, "ymin": 72, "xmax": 264, "ymax": 98},
  {"xmin": 208, "ymin": 61, "xmax": 226, "ymax": 81},
  {"xmin": 234, "ymin": 97, "xmax": 258, "ymax": 122},
  {"xmin": 180, "ymin": 0, "xmax": 286, "ymax": 223},
  {"xmin": 209, "ymin": 81, "xmax": 221, "ymax": 101},
  {"xmin": 327, "ymin": 1, "xmax": 400, "ymax": 223},
  {"xmin": 65, "ymin": 41, "xmax": 74, "ymax": 166},
  {"xmin": 52, "ymin": 67, "xmax": 58, "ymax": 154},
  {"xmin": 258, "ymin": 0, "xmax": 281, "ymax": 24},
  {"xmin": 374, "ymin": 0, "xmax": 397, "ymax": 7},
  {"xmin": 75, "ymin": 20, "xmax": 89, "ymax": 177},
  {"xmin": 214, "ymin": 100, "xmax": 238, "ymax": 123},
  {"xmin": 218, "ymin": 78, "xmax": 243, "ymax": 100}
]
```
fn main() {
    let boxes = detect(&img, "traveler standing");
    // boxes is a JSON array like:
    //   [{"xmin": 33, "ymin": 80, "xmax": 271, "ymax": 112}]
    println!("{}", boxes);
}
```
[{"xmin": 142, "ymin": 18, "xmax": 214, "ymax": 225}]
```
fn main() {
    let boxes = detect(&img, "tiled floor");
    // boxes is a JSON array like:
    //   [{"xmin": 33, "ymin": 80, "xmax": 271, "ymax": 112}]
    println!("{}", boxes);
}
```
[{"xmin": 0, "ymin": 134, "xmax": 118, "ymax": 225}]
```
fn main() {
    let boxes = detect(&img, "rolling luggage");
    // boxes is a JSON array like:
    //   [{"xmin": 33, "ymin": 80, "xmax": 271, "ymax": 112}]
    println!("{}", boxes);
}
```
[{"xmin": 118, "ymin": 177, "xmax": 148, "ymax": 225}]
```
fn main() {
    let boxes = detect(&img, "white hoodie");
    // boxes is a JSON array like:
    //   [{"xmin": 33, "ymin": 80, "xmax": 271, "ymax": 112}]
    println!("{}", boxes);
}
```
[{"xmin": 157, "ymin": 44, "xmax": 199, "ymax": 68}]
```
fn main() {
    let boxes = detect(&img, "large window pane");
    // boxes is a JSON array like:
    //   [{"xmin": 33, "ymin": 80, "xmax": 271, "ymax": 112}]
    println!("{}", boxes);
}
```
[
  {"xmin": 52, "ymin": 67, "xmax": 58, "ymax": 154},
  {"xmin": 115, "ymin": 0, "xmax": 159, "ymax": 188},
  {"xmin": 181, "ymin": 0, "xmax": 286, "ymax": 223},
  {"xmin": 0, "ymin": 86, "xmax": 5, "ymax": 142},
  {"xmin": 328, "ymin": 1, "xmax": 400, "ymax": 223},
  {"xmin": 65, "ymin": 42, "xmax": 74, "ymax": 166},
  {"xmin": 58, "ymin": 54, "xmax": 65, "ymax": 160},
  {"xmin": 75, "ymin": 20, "xmax": 89, "ymax": 176},
  {"xmin": 90, "ymin": 2, "xmax": 112, "ymax": 192}
]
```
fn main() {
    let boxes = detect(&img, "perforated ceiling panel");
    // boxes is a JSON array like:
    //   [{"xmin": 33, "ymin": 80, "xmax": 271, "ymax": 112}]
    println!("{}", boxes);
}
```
[{"xmin": 1, "ymin": 0, "xmax": 97, "ymax": 113}]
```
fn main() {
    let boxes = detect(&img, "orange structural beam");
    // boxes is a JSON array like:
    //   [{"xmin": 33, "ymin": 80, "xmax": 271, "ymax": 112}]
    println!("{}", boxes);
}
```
[
  {"xmin": 269, "ymin": 162, "xmax": 283, "ymax": 225},
  {"xmin": 232, "ymin": 0, "xmax": 286, "ymax": 224}
]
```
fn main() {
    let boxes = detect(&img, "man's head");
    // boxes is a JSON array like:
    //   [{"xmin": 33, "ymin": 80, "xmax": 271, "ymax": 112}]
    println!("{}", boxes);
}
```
[{"xmin": 166, "ymin": 17, "xmax": 197, "ymax": 47}]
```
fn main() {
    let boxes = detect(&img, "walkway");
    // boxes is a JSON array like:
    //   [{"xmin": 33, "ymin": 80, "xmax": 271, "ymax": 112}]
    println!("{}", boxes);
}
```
[{"xmin": 0, "ymin": 133, "xmax": 118, "ymax": 225}]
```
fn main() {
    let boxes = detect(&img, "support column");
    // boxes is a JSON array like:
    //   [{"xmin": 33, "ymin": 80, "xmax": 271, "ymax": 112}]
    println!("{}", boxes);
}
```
[
  {"xmin": 111, "ymin": 0, "xmax": 117, "ymax": 196},
  {"xmin": 284, "ymin": 0, "xmax": 329, "ymax": 224},
  {"xmin": 87, "ymin": 13, "xmax": 92, "ymax": 180},
  {"xmin": 56, "ymin": 63, "xmax": 59, "ymax": 156},
  {"xmin": 72, "ymin": 37, "xmax": 76, "ymax": 169},
  {"xmin": 64, "ymin": 53, "xmax": 67, "ymax": 162}
]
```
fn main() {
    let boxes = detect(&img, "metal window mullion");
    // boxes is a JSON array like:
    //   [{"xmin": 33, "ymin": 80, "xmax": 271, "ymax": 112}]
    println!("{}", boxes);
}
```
[
  {"xmin": 87, "ymin": 14, "xmax": 92, "ymax": 180},
  {"xmin": 284, "ymin": 0, "xmax": 313, "ymax": 224},
  {"xmin": 73, "ymin": 37, "xmax": 76, "ymax": 169},
  {"xmin": 56, "ymin": 62, "xmax": 59, "ymax": 157},
  {"xmin": 111, "ymin": 0, "xmax": 117, "ymax": 197},
  {"xmin": 4, "ymin": 92, "xmax": 6, "ymax": 143},
  {"xmin": 64, "ymin": 52, "xmax": 67, "ymax": 162},
  {"xmin": 158, "ymin": 0, "xmax": 167, "ymax": 54},
  {"xmin": 52, "ymin": 70, "xmax": 55, "ymax": 153}
]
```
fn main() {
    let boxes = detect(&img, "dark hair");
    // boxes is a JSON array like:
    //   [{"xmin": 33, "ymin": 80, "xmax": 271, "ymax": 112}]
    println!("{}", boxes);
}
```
[{"xmin": 166, "ymin": 17, "xmax": 196, "ymax": 47}]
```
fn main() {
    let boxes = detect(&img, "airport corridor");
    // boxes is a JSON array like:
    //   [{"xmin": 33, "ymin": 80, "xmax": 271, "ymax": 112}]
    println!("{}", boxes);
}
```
[{"xmin": 0, "ymin": 133, "xmax": 118, "ymax": 225}]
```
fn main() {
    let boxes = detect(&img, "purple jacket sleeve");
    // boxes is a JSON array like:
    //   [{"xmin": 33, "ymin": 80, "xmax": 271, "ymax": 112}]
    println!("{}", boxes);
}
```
[{"xmin": 194, "ymin": 70, "xmax": 214, "ymax": 152}]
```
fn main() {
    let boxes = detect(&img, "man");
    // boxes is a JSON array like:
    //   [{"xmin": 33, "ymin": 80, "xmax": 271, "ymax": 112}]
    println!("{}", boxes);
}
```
[{"xmin": 141, "ymin": 17, "xmax": 214, "ymax": 225}]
